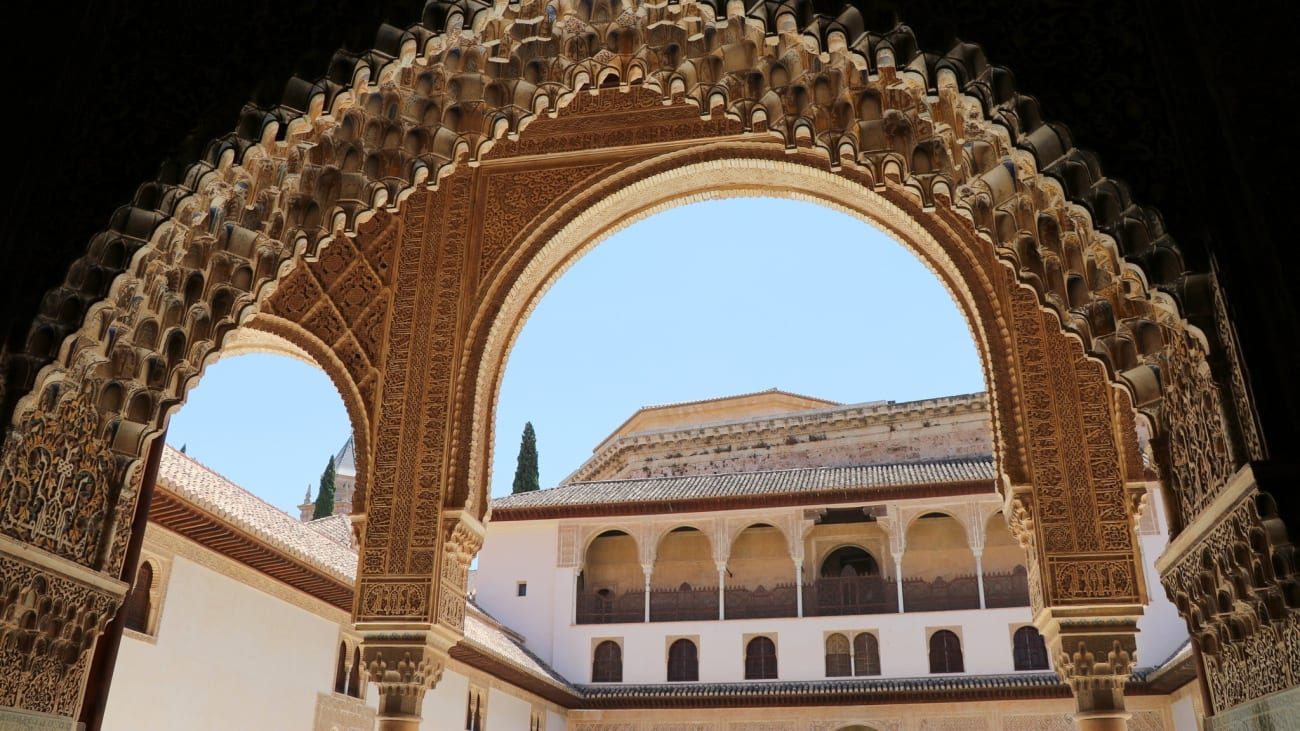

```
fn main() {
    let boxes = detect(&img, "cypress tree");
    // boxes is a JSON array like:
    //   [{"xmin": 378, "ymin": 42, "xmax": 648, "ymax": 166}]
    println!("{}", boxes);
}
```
[
  {"xmin": 511, "ymin": 422, "xmax": 540, "ymax": 494},
  {"xmin": 312, "ymin": 455, "xmax": 337, "ymax": 519}
]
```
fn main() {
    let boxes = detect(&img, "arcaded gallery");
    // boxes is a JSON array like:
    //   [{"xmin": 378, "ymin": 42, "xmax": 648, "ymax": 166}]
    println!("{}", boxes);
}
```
[{"xmin": 0, "ymin": 1, "xmax": 1295, "ymax": 730}]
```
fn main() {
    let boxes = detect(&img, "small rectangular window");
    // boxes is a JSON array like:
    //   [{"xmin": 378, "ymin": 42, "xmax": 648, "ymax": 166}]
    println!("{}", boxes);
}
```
[{"xmin": 517, "ymin": 581, "xmax": 527, "ymax": 597}]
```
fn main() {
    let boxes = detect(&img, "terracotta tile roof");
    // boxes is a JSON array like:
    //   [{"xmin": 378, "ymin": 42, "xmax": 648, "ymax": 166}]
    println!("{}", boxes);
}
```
[
  {"xmin": 156, "ymin": 446, "xmax": 572, "ymax": 692},
  {"xmin": 306, "ymin": 513, "xmax": 356, "ymax": 549},
  {"xmin": 157, "ymin": 445, "xmax": 357, "ymax": 582},
  {"xmin": 462, "ymin": 608, "xmax": 575, "ymax": 690},
  {"xmin": 493, "ymin": 458, "xmax": 996, "ymax": 513},
  {"xmin": 577, "ymin": 672, "xmax": 1068, "ymax": 699}
]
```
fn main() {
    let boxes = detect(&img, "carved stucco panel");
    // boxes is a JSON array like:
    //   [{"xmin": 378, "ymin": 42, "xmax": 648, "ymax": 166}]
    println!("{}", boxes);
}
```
[
  {"xmin": 919, "ymin": 718, "xmax": 990, "ymax": 731},
  {"xmin": 312, "ymin": 692, "xmax": 377, "ymax": 731},
  {"xmin": 1001, "ymin": 714, "xmax": 1074, "ymax": 731},
  {"xmin": 0, "ymin": 550, "xmax": 121, "ymax": 716},
  {"xmin": 0, "ymin": 389, "xmax": 122, "ymax": 570}
]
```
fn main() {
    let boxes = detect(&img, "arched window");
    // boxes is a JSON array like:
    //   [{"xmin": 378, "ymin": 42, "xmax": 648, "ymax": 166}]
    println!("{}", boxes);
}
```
[
  {"xmin": 123, "ymin": 562, "xmax": 153, "ymax": 633},
  {"xmin": 334, "ymin": 642, "xmax": 348, "ymax": 693},
  {"xmin": 465, "ymin": 690, "xmax": 483, "ymax": 731},
  {"xmin": 853, "ymin": 632, "xmax": 881, "ymax": 676},
  {"xmin": 928, "ymin": 630, "xmax": 964, "ymax": 673},
  {"xmin": 820, "ymin": 546, "xmax": 879, "ymax": 577},
  {"xmin": 667, "ymin": 638, "xmax": 699, "ymax": 681},
  {"xmin": 347, "ymin": 646, "xmax": 363, "ymax": 697},
  {"xmin": 1012, "ymin": 626, "xmax": 1050, "ymax": 670},
  {"xmin": 592, "ymin": 640, "xmax": 623, "ymax": 682},
  {"xmin": 745, "ymin": 636, "xmax": 778, "ymax": 679},
  {"xmin": 824, "ymin": 633, "xmax": 851, "ymax": 676}
]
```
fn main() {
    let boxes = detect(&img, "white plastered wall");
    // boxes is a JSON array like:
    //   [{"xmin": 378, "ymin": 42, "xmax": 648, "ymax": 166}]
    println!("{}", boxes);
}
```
[
  {"xmin": 475, "ymin": 520, "xmax": 562, "ymax": 659},
  {"xmin": 102, "ymin": 553, "xmax": 341, "ymax": 731}
]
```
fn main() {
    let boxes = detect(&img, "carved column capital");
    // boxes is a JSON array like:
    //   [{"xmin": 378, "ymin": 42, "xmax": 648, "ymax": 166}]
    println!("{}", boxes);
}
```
[
  {"xmin": 1038, "ymin": 610, "xmax": 1140, "ymax": 727},
  {"xmin": 361, "ymin": 631, "xmax": 454, "ymax": 730}
]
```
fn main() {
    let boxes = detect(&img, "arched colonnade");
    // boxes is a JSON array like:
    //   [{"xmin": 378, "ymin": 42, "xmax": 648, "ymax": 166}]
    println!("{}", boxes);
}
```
[{"xmin": 573, "ymin": 500, "xmax": 1028, "ymax": 621}]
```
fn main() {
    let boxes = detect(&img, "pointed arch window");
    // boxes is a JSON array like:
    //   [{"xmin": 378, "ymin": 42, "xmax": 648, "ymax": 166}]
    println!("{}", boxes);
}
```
[
  {"xmin": 928, "ymin": 630, "xmax": 964, "ymax": 673},
  {"xmin": 123, "ymin": 562, "xmax": 153, "ymax": 633},
  {"xmin": 592, "ymin": 640, "xmax": 623, "ymax": 682},
  {"xmin": 347, "ymin": 646, "xmax": 363, "ymax": 697},
  {"xmin": 745, "ymin": 636, "xmax": 778, "ymax": 679},
  {"xmin": 1012, "ymin": 626, "xmax": 1050, "ymax": 670},
  {"xmin": 853, "ymin": 632, "xmax": 881, "ymax": 676},
  {"xmin": 824, "ymin": 633, "xmax": 851, "ymax": 676},
  {"xmin": 334, "ymin": 642, "xmax": 349, "ymax": 693},
  {"xmin": 667, "ymin": 638, "xmax": 699, "ymax": 681}
]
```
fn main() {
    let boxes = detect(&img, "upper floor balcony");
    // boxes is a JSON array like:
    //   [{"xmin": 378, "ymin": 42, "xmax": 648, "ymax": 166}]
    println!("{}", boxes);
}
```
[
  {"xmin": 574, "ymin": 566, "xmax": 1029, "ymax": 624},
  {"xmin": 572, "ymin": 508, "xmax": 1030, "ymax": 624}
]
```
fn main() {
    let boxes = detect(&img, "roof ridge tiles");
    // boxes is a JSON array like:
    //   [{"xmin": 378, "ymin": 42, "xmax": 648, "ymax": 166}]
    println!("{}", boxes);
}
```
[{"xmin": 561, "ymin": 456, "xmax": 994, "ymax": 490}]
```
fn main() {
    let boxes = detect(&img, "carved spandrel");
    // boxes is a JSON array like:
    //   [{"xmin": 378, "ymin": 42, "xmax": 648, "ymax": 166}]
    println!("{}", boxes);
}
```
[{"xmin": 479, "ymin": 163, "xmax": 616, "ymax": 284}]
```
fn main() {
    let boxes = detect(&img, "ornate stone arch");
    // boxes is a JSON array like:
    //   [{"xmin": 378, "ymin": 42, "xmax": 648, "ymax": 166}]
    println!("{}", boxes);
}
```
[{"xmin": 0, "ymin": 2, "xmax": 1275, "ymax": 727}]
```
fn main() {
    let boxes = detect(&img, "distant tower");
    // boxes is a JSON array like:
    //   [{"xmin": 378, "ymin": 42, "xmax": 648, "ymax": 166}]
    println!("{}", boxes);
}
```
[
  {"xmin": 333, "ymin": 437, "xmax": 357, "ymax": 515},
  {"xmin": 297, "ymin": 485, "xmax": 314, "ymax": 522}
]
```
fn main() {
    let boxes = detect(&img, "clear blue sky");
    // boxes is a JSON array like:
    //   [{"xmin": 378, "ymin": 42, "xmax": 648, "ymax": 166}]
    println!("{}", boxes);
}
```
[{"xmin": 166, "ymin": 197, "xmax": 983, "ymax": 516}]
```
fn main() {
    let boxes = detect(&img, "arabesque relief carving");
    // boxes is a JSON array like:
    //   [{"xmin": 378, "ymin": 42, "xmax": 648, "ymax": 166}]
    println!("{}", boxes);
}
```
[
  {"xmin": 1154, "ymin": 328, "xmax": 1237, "ymax": 532},
  {"xmin": 0, "ymin": 390, "xmax": 118, "ymax": 569},
  {"xmin": 0, "ymin": 553, "xmax": 119, "ymax": 716},
  {"xmin": 436, "ymin": 515, "xmax": 484, "ymax": 632},
  {"xmin": 1160, "ymin": 491, "xmax": 1299, "ymax": 711}
]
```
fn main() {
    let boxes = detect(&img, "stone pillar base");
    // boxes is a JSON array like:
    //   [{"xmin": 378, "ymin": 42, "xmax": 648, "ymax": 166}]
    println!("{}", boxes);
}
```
[
  {"xmin": 1073, "ymin": 710, "xmax": 1131, "ymax": 731},
  {"xmin": 374, "ymin": 716, "xmax": 421, "ymax": 731}
]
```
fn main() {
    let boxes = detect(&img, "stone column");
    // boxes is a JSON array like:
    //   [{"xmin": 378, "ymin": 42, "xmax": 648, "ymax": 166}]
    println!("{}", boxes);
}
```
[
  {"xmin": 716, "ymin": 562, "xmax": 727, "ymax": 621},
  {"xmin": 794, "ymin": 560, "xmax": 804, "ymax": 618},
  {"xmin": 356, "ymin": 512, "xmax": 484, "ymax": 731},
  {"xmin": 571, "ymin": 567, "xmax": 582, "ymax": 625},
  {"xmin": 973, "ymin": 549, "xmax": 986, "ymax": 609},
  {"xmin": 892, "ymin": 553, "xmax": 905, "ymax": 613},
  {"xmin": 642, "ymin": 564, "xmax": 652, "ymax": 623}
]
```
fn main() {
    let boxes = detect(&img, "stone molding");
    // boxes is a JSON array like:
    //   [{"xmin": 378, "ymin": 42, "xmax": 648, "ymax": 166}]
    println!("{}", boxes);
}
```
[{"xmin": 570, "ymin": 393, "xmax": 992, "ymax": 483}]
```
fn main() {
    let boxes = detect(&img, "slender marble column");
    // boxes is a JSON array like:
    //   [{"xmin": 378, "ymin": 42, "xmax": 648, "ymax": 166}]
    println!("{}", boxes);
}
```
[
  {"xmin": 716, "ymin": 563, "xmax": 727, "ymax": 620},
  {"xmin": 973, "ymin": 550, "xmax": 987, "ymax": 609},
  {"xmin": 794, "ymin": 561, "xmax": 804, "ymax": 618},
  {"xmin": 893, "ymin": 553, "xmax": 905, "ymax": 613},
  {"xmin": 572, "ymin": 569, "xmax": 581, "ymax": 625},
  {"xmin": 642, "ymin": 565, "xmax": 653, "ymax": 623}
]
